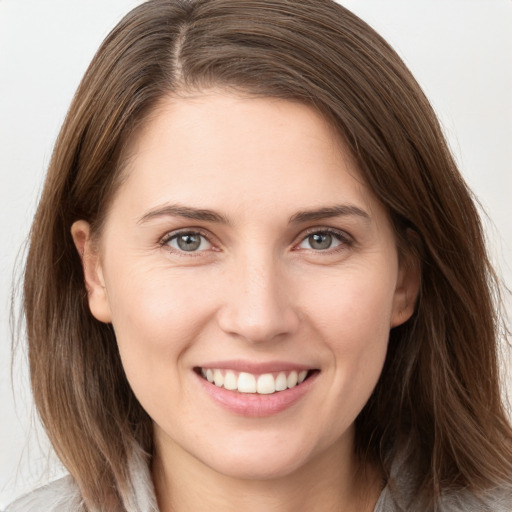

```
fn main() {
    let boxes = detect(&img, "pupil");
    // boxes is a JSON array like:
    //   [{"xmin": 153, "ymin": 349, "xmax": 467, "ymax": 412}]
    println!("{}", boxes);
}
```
[
  {"xmin": 310, "ymin": 233, "xmax": 332, "ymax": 250},
  {"xmin": 177, "ymin": 234, "xmax": 201, "ymax": 251}
]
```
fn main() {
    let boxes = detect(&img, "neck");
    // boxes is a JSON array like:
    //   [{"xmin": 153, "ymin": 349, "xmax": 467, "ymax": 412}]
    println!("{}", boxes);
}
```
[{"xmin": 152, "ymin": 432, "xmax": 382, "ymax": 512}]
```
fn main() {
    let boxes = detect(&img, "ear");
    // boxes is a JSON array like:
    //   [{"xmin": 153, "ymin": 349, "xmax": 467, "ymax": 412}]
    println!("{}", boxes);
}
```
[
  {"xmin": 390, "ymin": 243, "xmax": 421, "ymax": 328},
  {"xmin": 71, "ymin": 220, "xmax": 112, "ymax": 323}
]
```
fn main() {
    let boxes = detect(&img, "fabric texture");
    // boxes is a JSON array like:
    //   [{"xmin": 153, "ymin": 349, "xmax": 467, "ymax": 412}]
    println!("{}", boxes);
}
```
[
  {"xmin": 5, "ymin": 449, "xmax": 158, "ymax": 512},
  {"xmin": 6, "ymin": 455, "xmax": 512, "ymax": 512},
  {"xmin": 374, "ymin": 483, "xmax": 512, "ymax": 512}
]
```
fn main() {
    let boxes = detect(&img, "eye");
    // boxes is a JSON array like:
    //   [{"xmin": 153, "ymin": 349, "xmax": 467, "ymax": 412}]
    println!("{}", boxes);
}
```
[
  {"xmin": 297, "ymin": 230, "xmax": 349, "ymax": 251},
  {"xmin": 164, "ymin": 231, "xmax": 212, "ymax": 252}
]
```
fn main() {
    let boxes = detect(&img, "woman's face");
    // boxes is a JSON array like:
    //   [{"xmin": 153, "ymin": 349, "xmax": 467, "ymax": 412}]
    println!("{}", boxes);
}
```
[{"xmin": 73, "ymin": 92, "xmax": 417, "ymax": 480}]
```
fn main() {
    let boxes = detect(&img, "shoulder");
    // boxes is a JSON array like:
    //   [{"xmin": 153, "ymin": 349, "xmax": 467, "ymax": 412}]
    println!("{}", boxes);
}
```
[
  {"xmin": 439, "ymin": 485, "xmax": 512, "ymax": 512},
  {"xmin": 4, "ymin": 447, "xmax": 158, "ymax": 512},
  {"xmin": 5, "ymin": 476, "xmax": 83, "ymax": 512},
  {"xmin": 374, "ymin": 482, "xmax": 512, "ymax": 512}
]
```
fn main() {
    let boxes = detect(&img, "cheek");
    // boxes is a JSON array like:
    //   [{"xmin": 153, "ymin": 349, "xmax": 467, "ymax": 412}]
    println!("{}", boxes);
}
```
[
  {"xmin": 102, "ymin": 265, "xmax": 222, "ymax": 427},
  {"xmin": 301, "ymin": 265, "xmax": 396, "ymax": 385},
  {"xmin": 305, "ymin": 263, "xmax": 397, "ymax": 338},
  {"xmin": 103, "ymin": 262, "xmax": 217, "ymax": 380}
]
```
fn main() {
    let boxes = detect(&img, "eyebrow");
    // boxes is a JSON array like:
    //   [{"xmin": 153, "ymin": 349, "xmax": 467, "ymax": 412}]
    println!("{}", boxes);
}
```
[
  {"xmin": 137, "ymin": 205, "xmax": 230, "ymax": 225},
  {"xmin": 288, "ymin": 205, "xmax": 371, "ymax": 224},
  {"xmin": 137, "ymin": 203, "xmax": 370, "ymax": 225}
]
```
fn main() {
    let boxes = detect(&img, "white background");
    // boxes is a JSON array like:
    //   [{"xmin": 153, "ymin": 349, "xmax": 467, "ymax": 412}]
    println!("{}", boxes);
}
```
[{"xmin": 1, "ymin": 0, "xmax": 511, "ymax": 506}]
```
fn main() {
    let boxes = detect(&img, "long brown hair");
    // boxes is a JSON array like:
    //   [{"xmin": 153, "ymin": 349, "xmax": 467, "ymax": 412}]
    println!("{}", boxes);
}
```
[{"xmin": 22, "ymin": 0, "xmax": 511, "ymax": 509}]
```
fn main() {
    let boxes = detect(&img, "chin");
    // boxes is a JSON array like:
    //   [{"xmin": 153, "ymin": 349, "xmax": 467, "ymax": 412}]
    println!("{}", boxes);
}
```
[
  {"xmin": 196, "ymin": 432, "xmax": 320, "ymax": 481},
  {"xmin": 210, "ymin": 452, "xmax": 309, "ymax": 481}
]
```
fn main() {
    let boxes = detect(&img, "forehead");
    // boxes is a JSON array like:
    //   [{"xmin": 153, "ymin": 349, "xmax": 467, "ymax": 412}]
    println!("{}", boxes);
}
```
[{"xmin": 112, "ymin": 91, "xmax": 383, "ymax": 224}]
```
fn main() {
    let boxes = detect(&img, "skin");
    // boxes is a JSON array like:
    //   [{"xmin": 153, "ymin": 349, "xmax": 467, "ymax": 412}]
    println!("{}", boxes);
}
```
[{"xmin": 72, "ymin": 92, "xmax": 419, "ymax": 512}]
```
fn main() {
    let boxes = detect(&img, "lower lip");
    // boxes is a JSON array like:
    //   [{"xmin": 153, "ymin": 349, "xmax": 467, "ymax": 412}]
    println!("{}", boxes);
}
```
[{"xmin": 196, "ymin": 371, "xmax": 319, "ymax": 418}]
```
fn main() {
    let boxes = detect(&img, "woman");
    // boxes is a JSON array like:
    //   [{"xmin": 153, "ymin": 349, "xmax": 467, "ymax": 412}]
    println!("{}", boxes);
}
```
[{"xmin": 8, "ymin": 0, "xmax": 512, "ymax": 510}]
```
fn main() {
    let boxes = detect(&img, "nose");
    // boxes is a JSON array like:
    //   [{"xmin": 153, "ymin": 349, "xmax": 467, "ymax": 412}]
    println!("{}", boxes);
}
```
[{"xmin": 216, "ymin": 252, "xmax": 300, "ymax": 344}]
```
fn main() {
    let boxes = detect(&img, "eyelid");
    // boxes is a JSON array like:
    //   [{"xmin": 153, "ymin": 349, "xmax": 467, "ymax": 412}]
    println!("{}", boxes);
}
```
[
  {"xmin": 157, "ymin": 225, "xmax": 353, "ymax": 255},
  {"xmin": 293, "ymin": 226, "xmax": 354, "ymax": 251},
  {"xmin": 159, "ymin": 228, "xmax": 219, "ymax": 252}
]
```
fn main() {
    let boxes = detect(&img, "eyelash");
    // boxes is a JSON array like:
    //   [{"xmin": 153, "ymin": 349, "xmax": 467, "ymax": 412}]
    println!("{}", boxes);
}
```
[
  {"xmin": 159, "ymin": 227, "xmax": 353, "ymax": 255},
  {"xmin": 159, "ymin": 229, "xmax": 215, "ymax": 256},
  {"xmin": 296, "ymin": 227, "xmax": 353, "ymax": 253}
]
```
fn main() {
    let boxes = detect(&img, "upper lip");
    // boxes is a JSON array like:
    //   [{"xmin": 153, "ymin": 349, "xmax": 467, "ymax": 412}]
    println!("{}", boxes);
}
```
[{"xmin": 196, "ymin": 359, "xmax": 316, "ymax": 374}]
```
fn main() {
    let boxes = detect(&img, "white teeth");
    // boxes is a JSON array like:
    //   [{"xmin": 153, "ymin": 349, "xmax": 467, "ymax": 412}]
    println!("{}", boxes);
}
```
[
  {"xmin": 213, "ymin": 369, "xmax": 224, "ymax": 387},
  {"xmin": 223, "ymin": 370, "xmax": 238, "ymax": 390},
  {"xmin": 257, "ymin": 373, "xmax": 276, "ymax": 394},
  {"xmin": 287, "ymin": 370, "xmax": 298, "ymax": 388},
  {"xmin": 200, "ymin": 368, "xmax": 311, "ymax": 394},
  {"xmin": 238, "ymin": 372, "xmax": 257, "ymax": 393},
  {"xmin": 275, "ymin": 372, "xmax": 288, "ymax": 391}
]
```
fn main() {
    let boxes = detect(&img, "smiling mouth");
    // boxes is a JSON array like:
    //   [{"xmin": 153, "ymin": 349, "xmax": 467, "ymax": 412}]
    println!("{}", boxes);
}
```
[{"xmin": 195, "ymin": 368, "xmax": 317, "ymax": 395}]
